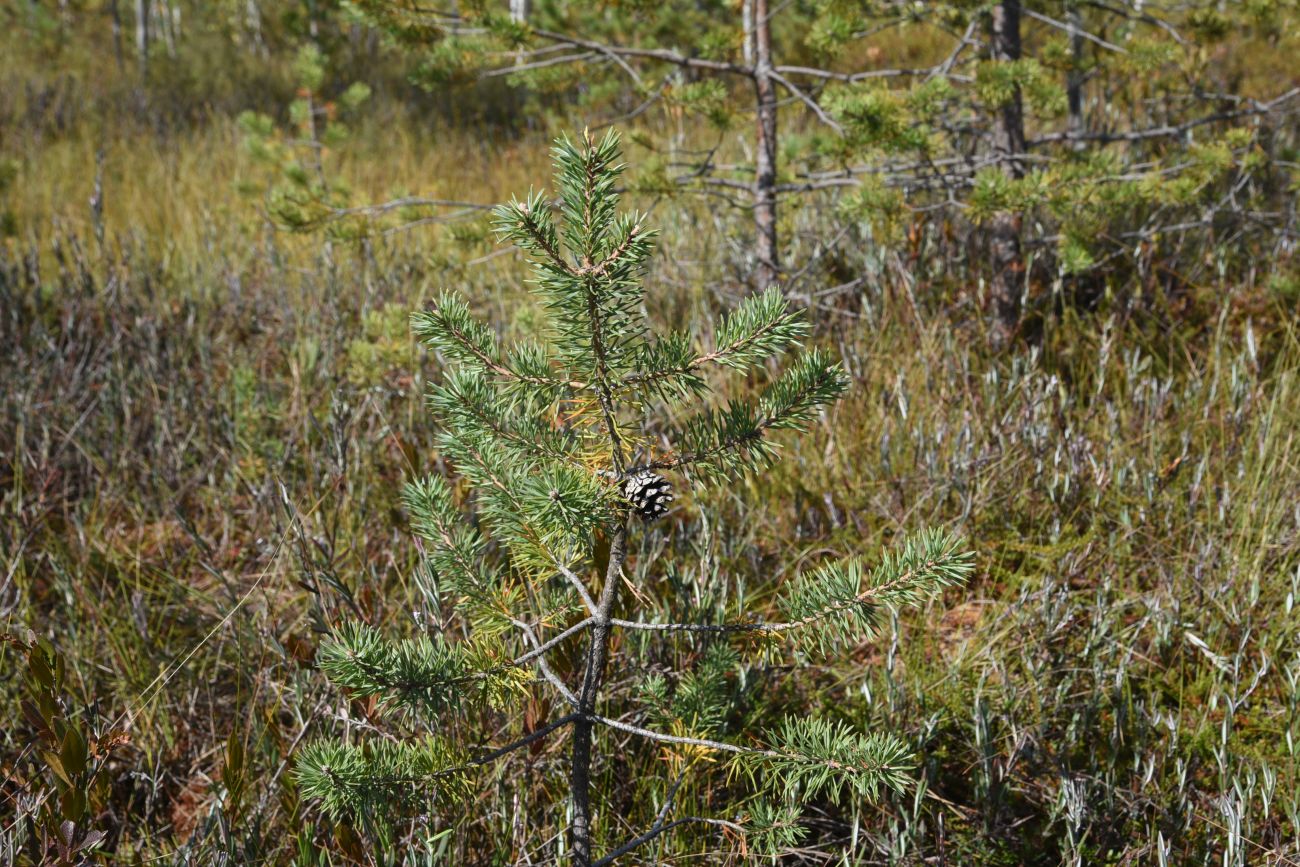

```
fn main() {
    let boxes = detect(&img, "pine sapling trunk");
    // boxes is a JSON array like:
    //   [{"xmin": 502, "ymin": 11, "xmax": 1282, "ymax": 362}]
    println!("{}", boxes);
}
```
[
  {"xmin": 751, "ymin": 0, "xmax": 779, "ymax": 289},
  {"xmin": 569, "ymin": 522, "xmax": 628, "ymax": 866},
  {"xmin": 571, "ymin": 213, "xmax": 634, "ymax": 865},
  {"xmin": 989, "ymin": 0, "xmax": 1025, "ymax": 346}
]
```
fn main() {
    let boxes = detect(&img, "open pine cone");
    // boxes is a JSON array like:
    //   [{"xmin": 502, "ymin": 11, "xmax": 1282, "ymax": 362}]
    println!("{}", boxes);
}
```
[{"xmin": 623, "ymin": 470, "xmax": 673, "ymax": 521}]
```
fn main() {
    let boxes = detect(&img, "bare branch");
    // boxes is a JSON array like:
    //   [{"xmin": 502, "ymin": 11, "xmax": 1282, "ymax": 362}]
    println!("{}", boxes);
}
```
[
  {"xmin": 1082, "ymin": 0, "xmax": 1187, "ymax": 45},
  {"xmin": 324, "ymin": 195, "xmax": 493, "ymax": 215},
  {"xmin": 776, "ymin": 64, "xmax": 972, "ymax": 84},
  {"xmin": 512, "ymin": 618, "xmax": 580, "ymax": 706},
  {"xmin": 769, "ymin": 70, "xmax": 844, "ymax": 134},
  {"xmin": 511, "ymin": 616, "xmax": 593, "ymax": 667},
  {"xmin": 1023, "ymin": 7, "xmax": 1127, "ymax": 53},
  {"xmin": 473, "ymin": 712, "xmax": 580, "ymax": 766},
  {"xmin": 590, "ymin": 714, "xmax": 765, "ymax": 755},
  {"xmin": 532, "ymin": 28, "xmax": 754, "ymax": 78},
  {"xmin": 557, "ymin": 562, "xmax": 598, "ymax": 615},
  {"xmin": 931, "ymin": 19, "xmax": 980, "ymax": 81},
  {"xmin": 1031, "ymin": 88, "xmax": 1300, "ymax": 145},
  {"xmin": 594, "ymin": 818, "xmax": 745, "ymax": 866},
  {"xmin": 481, "ymin": 51, "xmax": 598, "ymax": 77},
  {"xmin": 592, "ymin": 764, "xmax": 690, "ymax": 866}
]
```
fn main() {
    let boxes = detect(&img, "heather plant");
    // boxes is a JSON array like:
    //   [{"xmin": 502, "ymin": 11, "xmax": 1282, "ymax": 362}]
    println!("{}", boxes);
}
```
[{"xmin": 294, "ymin": 129, "xmax": 972, "ymax": 863}]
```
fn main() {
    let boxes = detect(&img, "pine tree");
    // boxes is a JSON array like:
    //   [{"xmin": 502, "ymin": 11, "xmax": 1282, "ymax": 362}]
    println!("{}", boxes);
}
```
[
  {"xmin": 295, "ymin": 129, "xmax": 973, "ymax": 863},
  {"xmin": 337, "ymin": 1, "xmax": 1299, "ymax": 343}
]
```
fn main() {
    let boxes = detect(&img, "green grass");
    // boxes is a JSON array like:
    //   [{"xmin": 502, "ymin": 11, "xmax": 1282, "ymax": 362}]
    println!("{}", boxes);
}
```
[{"xmin": 4, "ymin": 12, "xmax": 1300, "ymax": 867}]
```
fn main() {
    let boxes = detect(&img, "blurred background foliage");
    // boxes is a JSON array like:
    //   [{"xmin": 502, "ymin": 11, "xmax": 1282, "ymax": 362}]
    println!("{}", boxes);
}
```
[{"xmin": 3, "ymin": 0, "xmax": 1300, "ymax": 864}]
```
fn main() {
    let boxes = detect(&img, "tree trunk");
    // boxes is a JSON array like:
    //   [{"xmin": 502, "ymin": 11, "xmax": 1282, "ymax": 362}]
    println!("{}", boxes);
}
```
[
  {"xmin": 108, "ymin": 0, "xmax": 124, "ymax": 73},
  {"xmin": 569, "ymin": 523, "xmax": 628, "ymax": 866},
  {"xmin": 1066, "ymin": 2, "xmax": 1085, "ymax": 148},
  {"xmin": 509, "ymin": 0, "xmax": 530, "ymax": 24},
  {"xmin": 133, "ymin": 0, "xmax": 149, "ymax": 79},
  {"xmin": 246, "ymin": 0, "xmax": 266, "ymax": 57},
  {"xmin": 988, "ymin": 0, "xmax": 1024, "ymax": 345},
  {"xmin": 156, "ymin": 0, "xmax": 176, "ymax": 59},
  {"xmin": 751, "ymin": 0, "xmax": 779, "ymax": 289},
  {"xmin": 741, "ymin": 0, "xmax": 754, "ymax": 66}
]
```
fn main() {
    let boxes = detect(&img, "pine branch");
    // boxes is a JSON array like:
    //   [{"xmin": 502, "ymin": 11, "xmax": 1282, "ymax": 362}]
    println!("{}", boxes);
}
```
[
  {"xmin": 646, "ymin": 348, "xmax": 847, "ymax": 480},
  {"xmin": 617, "ymin": 288, "xmax": 808, "ymax": 402},
  {"xmin": 408, "ymin": 467, "xmax": 595, "ymax": 631},
  {"xmin": 434, "ymin": 427, "xmax": 605, "ymax": 573},
  {"xmin": 413, "ymin": 292, "xmax": 581, "ymax": 391},
  {"xmin": 611, "ymin": 530, "xmax": 973, "ymax": 652},
  {"xmin": 557, "ymin": 132, "xmax": 638, "ymax": 468},
  {"xmin": 775, "ymin": 529, "xmax": 972, "ymax": 653},
  {"xmin": 700, "ymin": 287, "xmax": 809, "ymax": 369},
  {"xmin": 647, "ymin": 400, "xmax": 771, "ymax": 479},
  {"xmin": 494, "ymin": 132, "xmax": 654, "ymax": 396},
  {"xmin": 403, "ymin": 475, "xmax": 492, "ymax": 600},
  {"xmin": 759, "ymin": 717, "xmax": 914, "ymax": 804},
  {"xmin": 317, "ymin": 612, "xmax": 592, "ymax": 723},
  {"xmin": 412, "ymin": 292, "xmax": 502, "ymax": 371},
  {"xmin": 426, "ymin": 369, "xmax": 577, "ymax": 464},
  {"xmin": 297, "ymin": 713, "xmax": 579, "ymax": 822},
  {"xmin": 495, "ymin": 191, "xmax": 574, "ymax": 276},
  {"xmin": 557, "ymin": 129, "xmax": 621, "ymax": 265},
  {"xmin": 316, "ymin": 622, "xmax": 530, "ymax": 716},
  {"xmin": 623, "ymin": 330, "xmax": 706, "ymax": 402},
  {"xmin": 295, "ymin": 736, "xmax": 473, "ymax": 822},
  {"xmin": 575, "ymin": 219, "xmax": 646, "ymax": 279},
  {"xmin": 746, "ymin": 800, "xmax": 808, "ymax": 858},
  {"xmin": 589, "ymin": 713, "xmax": 914, "ymax": 805}
]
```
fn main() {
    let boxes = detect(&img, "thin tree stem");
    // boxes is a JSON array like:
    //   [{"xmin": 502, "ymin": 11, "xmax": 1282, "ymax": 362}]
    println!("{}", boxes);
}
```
[
  {"xmin": 569, "ymin": 132, "xmax": 636, "ymax": 865},
  {"xmin": 475, "ymin": 712, "xmax": 580, "ymax": 767},
  {"xmin": 590, "ymin": 713, "xmax": 766, "ymax": 755},
  {"xmin": 569, "ymin": 521, "xmax": 629, "ymax": 865},
  {"xmin": 511, "ymin": 617, "xmax": 593, "ymax": 668},
  {"xmin": 511, "ymin": 618, "xmax": 581, "ymax": 707},
  {"xmin": 751, "ymin": 0, "xmax": 780, "ymax": 287},
  {"xmin": 592, "ymin": 817, "xmax": 745, "ymax": 866},
  {"xmin": 988, "ymin": 0, "xmax": 1026, "ymax": 345}
]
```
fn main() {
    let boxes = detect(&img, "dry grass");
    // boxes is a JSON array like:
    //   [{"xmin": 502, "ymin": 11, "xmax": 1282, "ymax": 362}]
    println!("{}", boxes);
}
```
[{"xmin": 4, "ymin": 13, "xmax": 1300, "ymax": 867}]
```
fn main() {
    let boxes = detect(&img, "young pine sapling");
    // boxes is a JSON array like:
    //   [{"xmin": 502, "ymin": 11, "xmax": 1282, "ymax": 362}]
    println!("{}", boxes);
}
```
[{"xmin": 296, "ymin": 130, "xmax": 972, "ymax": 864}]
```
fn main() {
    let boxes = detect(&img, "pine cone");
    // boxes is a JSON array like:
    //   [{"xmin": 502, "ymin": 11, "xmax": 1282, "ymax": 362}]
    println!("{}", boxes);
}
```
[{"xmin": 623, "ymin": 470, "xmax": 673, "ymax": 521}]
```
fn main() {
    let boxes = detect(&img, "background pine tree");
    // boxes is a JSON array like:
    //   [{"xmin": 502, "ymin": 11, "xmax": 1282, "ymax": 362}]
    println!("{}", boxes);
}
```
[{"xmin": 331, "ymin": 1, "xmax": 1300, "ymax": 343}]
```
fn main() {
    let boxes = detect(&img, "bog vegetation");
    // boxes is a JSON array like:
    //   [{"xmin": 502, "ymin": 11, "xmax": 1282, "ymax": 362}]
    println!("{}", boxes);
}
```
[{"xmin": 3, "ymin": 1, "xmax": 1300, "ymax": 865}]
